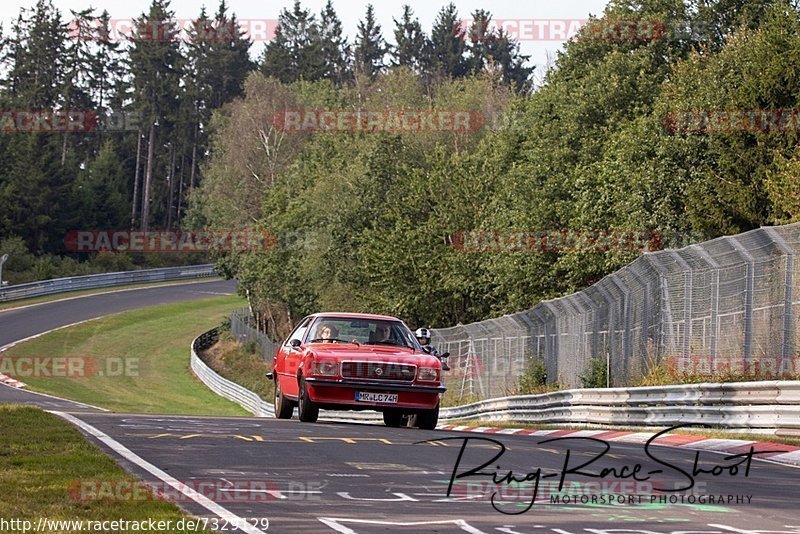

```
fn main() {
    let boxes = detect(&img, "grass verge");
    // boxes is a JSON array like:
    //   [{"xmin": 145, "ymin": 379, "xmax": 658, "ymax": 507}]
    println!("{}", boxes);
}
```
[
  {"xmin": 2, "ymin": 295, "xmax": 248, "ymax": 415},
  {"xmin": 199, "ymin": 331, "xmax": 273, "ymax": 401},
  {"xmin": 0, "ymin": 405, "xmax": 211, "ymax": 533},
  {"xmin": 0, "ymin": 277, "xmax": 222, "ymax": 312}
]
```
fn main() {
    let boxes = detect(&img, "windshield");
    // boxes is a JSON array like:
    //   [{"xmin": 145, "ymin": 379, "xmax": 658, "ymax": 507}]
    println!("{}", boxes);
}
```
[{"xmin": 306, "ymin": 317, "xmax": 419, "ymax": 350}]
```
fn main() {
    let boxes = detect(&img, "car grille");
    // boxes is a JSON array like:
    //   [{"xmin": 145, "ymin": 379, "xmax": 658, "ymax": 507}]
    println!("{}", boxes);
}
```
[{"xmin": 340, "ymin": 361, "xmax": 417, "ymax": 381}]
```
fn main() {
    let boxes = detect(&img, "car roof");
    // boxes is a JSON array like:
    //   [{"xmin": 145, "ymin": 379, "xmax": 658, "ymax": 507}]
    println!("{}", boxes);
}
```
[{"xmin": 310, "ymin": 312, "xmax": 401, "ymax": 321}]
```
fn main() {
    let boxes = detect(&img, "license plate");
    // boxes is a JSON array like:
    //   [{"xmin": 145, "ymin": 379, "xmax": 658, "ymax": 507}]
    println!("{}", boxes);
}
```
[{"xmin": 355, "ymin": 391, "xmax": 398, "ymax": 403}]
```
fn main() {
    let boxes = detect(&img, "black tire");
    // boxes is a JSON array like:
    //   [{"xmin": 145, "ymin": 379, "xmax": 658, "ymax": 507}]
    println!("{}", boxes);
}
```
[
  {"xmin": 297, "ymin": 378, "xmax": 319, "ymax": 423},
  {"xmin": 383, "ymin": 410, "xmax": 404, "ymax": 427},
  {"xmin": 274, "ymin": 378, "xmax": 293, "ymax": 419},
  {"xmin": 415, "ymin": 403, "xmax": 439, "ymax": 430}
]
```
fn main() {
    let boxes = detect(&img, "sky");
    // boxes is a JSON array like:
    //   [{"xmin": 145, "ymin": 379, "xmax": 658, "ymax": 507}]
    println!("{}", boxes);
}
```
[{"xmin": 1, "ymin": 0, "xmax": 610, "ymax": 80}]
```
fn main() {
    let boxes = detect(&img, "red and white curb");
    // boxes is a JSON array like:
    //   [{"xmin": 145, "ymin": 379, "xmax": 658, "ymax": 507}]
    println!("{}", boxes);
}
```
[
  {"xmin": 437, "ymin": 424, "xmax": 800, "ymax": 468},
  {"xmin": 0, "ymin": 373, "xmax": 26, "ymax": 388}
]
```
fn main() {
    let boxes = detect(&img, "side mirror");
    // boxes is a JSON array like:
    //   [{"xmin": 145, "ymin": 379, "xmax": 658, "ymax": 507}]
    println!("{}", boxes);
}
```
[
  {"xmin": 265, "ymin": 371, "xmax": 274, "ymax": 380},
  {"xmin": 439, "ymin": 352, "xmax": 450, "ymax": 371},
  {"xmin": 290, "ymin": 339, "xmax": 302, "ymax": 348}
]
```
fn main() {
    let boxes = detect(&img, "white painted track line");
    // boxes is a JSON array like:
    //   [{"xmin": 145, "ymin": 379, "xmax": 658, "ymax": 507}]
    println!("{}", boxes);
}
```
[{"xmin": 52, "ymin": 411, "xmax": 268, "ymax": 534}]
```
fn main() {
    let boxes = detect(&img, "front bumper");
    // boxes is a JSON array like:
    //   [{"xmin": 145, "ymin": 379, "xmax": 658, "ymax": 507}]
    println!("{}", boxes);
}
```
[{"xmin": 304, "ymin": 377, "xmax": 445, "ymax": 410}]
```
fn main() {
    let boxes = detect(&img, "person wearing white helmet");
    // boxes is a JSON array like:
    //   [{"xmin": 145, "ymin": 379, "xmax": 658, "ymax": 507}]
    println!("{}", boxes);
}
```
[
  {"xmin": 415, "ymin": 327, "xmax": 450, "ymax": 371},
  {"xmin": 415, "ymin": 327, "xmax": 437, "ymax": 356}
]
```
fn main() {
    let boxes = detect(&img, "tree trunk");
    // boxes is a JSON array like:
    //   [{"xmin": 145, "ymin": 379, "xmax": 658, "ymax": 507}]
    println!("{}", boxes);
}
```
[
  {"xmin": 166, "ymin": 145, "xmax": 176, "ymax": 230},
  {"xmin": 141, "ymin": 122, "xmax": 155, "ymax": 231},
  {"xmin": 188, "ymin": 120, "xmax": 198, "ymax": 210},
  {"xmin": 130, "ymin": 127, "xmax": 142, "ymax": 229},
  {"xmin": 60, "ymin": 133, "xmax": 67, "ymax": 167},
  {"xmin": 176, "ymin": 154, "xmax": 185, "ymax": 226}
]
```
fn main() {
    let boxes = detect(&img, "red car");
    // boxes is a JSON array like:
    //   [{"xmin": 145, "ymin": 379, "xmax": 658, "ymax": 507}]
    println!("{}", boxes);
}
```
[{"xmin": 267, "ymin": 312, "xmax": 446, "ymax": 429}]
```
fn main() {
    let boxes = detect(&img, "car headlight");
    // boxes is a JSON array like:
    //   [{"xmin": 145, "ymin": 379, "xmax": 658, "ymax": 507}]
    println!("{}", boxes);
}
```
[
  {"xmin": 417, "ymin": 367, "xmax": 439, "ymax": 382},
  {"xmin": 311, "ymin": 360, "xmax": 339, "ymax": 377}
]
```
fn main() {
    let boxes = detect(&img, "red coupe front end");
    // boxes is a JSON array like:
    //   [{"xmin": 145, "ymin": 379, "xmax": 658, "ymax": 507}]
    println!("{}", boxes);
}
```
[{"xmin": 269, "ymin": 313, "xmax": 446, "ymax": 429}]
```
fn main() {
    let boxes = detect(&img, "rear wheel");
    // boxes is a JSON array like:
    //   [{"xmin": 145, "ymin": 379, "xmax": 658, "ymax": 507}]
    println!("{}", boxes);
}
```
[
  {"xmin": 274, "ymin": 378, "xmax": 293, "ymax": 419},
  {"xmin": 415, "ymin": 403, "xmax": 439, "ymax": 430},
  {"xmin": 297, "ymin": 378, "xmax": 319, "ymax": 423},
  {"xmin": 383, "ymin": 410, "xmax": 404, "ymax": 427}
]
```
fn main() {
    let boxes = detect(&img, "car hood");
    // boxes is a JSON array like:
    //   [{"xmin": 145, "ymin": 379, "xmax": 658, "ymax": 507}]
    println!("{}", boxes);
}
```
[{"xmin": 308, "ymin": 345, "xmax": 441, "ymax": 367}]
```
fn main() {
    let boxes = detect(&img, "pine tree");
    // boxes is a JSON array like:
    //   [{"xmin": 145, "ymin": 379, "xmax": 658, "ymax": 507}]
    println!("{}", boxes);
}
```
[
  {"xmin": 73, "ymin": 139, "xmax": 129, "ymax": 229},
  {"xmin": 429, "ymin": 3, "xmax": 468, "ymax": 79},
  {"xmin": 354, "ymin": 4, "xmax": 386, "ymax": 80},
  {"xmin": 318, "ymin": 0, "xmax": 350, "ymax": 84},
  {"xmin": 260, "ymin": 0, "xmax": 324, "ymax": 83},
  {"xmin": 391, "ymin": 5, "xmax": 429, "ymax": 74},
  {"xmin": 484, "ymin": 30, "xmax": 533, "ymax": 92},
  {"xmin": 183, "ymin": 1, "xmax": 253, "ymax": 224},
  {"xmin": 127, "ymin": 0, "xmax": 184, "ymax": 230},
  {"xmin": 466, "ymin": 9, "xmax": 492, "ymax": 74},
  {"xmin": 6, "ymin": 0, "xmax": 65, "ymax": 108},
  {"xmin": 466, "ymin": 10, "xmax": 533, "ymax": 92}
]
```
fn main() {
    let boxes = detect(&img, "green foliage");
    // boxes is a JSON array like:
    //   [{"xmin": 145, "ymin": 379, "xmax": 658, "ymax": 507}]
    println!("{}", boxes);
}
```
[
  {"xmin": 392, "ymin": 6, "xmax": 429, "ymax": 74},
  {"xmin": 580, "ymin": 357, "xmax": 609, "ymax": 389},
  {"xmin": 260, "ymin": 0, "xmax": 325, "ymax": 83},
  {"xmin": 517, "ymin": 358, "xmax": 548, "ymax": 394},
  {"xmin": 4, "ymin": 0, "xmax": 800, "ymax": 344},
  {"xmin": 198, "ymin": 0, "xmax": 800, "ymax": 332}
]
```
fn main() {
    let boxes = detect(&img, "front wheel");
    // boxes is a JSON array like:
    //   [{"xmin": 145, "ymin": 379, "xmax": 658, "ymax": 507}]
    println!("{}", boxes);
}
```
[
  {"xmin": 297, "ymin": 378, "xmax": 319, "ymax": 423},
  {"xmin": 415, "ymin": 403, "xmax": 439, "ymax": 430},
  {"xmin": 274, "ymin": 378, "xmax": 293, "ymax": 419},
  {"xmin": 383, "ymin": 410, "xmax": 404, "ymax": 427}
]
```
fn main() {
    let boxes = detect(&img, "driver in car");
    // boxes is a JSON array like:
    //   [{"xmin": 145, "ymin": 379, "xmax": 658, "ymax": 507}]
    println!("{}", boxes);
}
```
[
  {"xmin": 374, "ymin": 323, "xmax": 392, "ymax": 342},
  {"xmin": 317, "ymin": 323, "xmax": 339, "ymax": 343}
]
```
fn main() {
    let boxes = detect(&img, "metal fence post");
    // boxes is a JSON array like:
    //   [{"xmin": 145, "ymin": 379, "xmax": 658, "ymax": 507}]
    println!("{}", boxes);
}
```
[
  {"xmin": 531, "ymin": 305, "xmax": 555, "ymax": 384},
  {"xmin": 762, "ymin": 228, "xmax": 795, "ymax": 373},
  {"xmin": 691, "ymin": 244, "xmax": 720, "ymax": 369},
  {"xmin": 666, "ymin": 252, "xmax": 693, "ymax": 358},
  {"xmin": 596, "ymin": 285, "xmax": 616, "ymax": 386},
  {"xmin": 610, "ymin": 275, "xmax": 632, "ymax": 378},
  {"xmin": 730, "ymin": 237, "xmax": 755, "ymax": 363}
]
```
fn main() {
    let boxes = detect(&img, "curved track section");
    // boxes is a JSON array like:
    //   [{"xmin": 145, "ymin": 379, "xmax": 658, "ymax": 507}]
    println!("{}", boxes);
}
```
[
  {"xmin": 1, "ymin": 279, "xmax": 799, "ymax": 533},
  {"xmin": 0, "ymin": 279, "xmax": 237, "ymax": 349}
]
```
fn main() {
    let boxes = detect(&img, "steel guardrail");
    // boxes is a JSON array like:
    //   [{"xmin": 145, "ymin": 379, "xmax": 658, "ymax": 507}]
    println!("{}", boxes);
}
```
[
  {"xmin": 190, "ymin": 329, "xmax": 800, "ymax": 432},
  {"xmin": 0, "ymin": 264, "xmax": 216, "ymax": 302}
]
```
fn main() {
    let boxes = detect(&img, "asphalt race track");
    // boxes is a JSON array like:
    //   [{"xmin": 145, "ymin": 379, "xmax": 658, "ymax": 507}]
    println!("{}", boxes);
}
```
[
  {"xmin": 2, "ymin": 281, "xmax": 800, "ymax": 533},
  {"xmin": 0, "ymin": 279, "xmax": 238, "ymax": 349}
]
